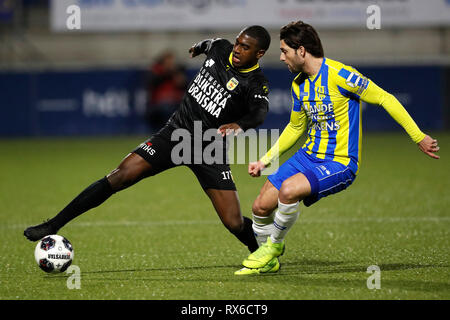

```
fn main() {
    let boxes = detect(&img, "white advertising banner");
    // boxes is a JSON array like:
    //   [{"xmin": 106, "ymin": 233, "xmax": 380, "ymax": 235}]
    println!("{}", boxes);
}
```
[{"xmin": 51, "ymin": 0, "xmax": 450, "ymax": 32}]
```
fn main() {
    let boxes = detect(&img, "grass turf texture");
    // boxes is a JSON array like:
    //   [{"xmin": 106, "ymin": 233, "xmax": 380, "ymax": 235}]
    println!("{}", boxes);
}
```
[{"xmin": 0, "ymin": 133, "xmax": 449, "ymax": 300}]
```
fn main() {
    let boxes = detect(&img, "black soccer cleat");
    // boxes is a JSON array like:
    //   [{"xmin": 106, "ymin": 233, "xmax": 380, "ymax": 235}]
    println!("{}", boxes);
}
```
[{"xmin": 23, "ymin": 220, "xmax": 58, "ymax": 241}]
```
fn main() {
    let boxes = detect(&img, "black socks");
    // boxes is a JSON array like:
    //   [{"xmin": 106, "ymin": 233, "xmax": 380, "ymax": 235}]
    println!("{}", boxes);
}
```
[
  {"xmin": 232, "ymin": 216, "xmax": 259, "ymax": 253},
  {"xmin": 48, "ymin": 177, "xmax": 115, "ymax": 230}
]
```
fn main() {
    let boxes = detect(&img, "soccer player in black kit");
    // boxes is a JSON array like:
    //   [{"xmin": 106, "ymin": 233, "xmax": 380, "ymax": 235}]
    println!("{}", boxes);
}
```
[{"xmin": 24, "ymin": 26, "xmax": 271, "ymax": 264}]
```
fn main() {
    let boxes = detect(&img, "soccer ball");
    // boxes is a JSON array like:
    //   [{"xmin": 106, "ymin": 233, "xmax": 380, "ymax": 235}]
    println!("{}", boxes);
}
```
[{"xmin": 34, "ymin": 235, "xmax": 74, "ymax": 273}]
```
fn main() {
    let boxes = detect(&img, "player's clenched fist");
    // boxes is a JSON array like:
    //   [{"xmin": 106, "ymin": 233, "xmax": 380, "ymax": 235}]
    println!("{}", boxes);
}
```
[{"xmin": 248, "ymin": 161, "xmax": 266, "ymax": 177}]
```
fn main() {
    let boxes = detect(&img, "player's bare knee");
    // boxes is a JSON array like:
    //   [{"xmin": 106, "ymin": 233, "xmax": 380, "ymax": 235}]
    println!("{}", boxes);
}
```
[
  {"xmin": 252, "ymin": 198, "xmax": 262, "ymax": 215},
  {"xmin": 279, "ymin": 180, "xmax": 300, "ymax": 203},
  {"xmin": 252, "ymin": 198, "xmax": 272, "ymax": 217}
]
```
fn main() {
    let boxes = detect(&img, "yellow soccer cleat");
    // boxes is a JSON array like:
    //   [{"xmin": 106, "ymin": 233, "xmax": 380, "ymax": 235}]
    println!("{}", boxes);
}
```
[
  {"xmin": 234, "ymin": 257, "xmax": 280, "ymax": 276},
  {"xmin": 242, "ymin": 237, "xmax": 285, "ymax": 269}
]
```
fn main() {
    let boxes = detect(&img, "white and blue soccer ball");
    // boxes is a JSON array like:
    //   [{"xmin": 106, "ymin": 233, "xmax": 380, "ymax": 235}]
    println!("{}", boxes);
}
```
[{"xmin": 34, "ymin": 235, "xmax": 74, "ymax": 273}]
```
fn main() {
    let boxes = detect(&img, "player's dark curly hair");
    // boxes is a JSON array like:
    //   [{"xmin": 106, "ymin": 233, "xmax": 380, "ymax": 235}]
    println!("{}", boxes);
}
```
[
  {"xmin": 241, "ymin": 25, "xmax": 271, "ymax": 51},
  {"xmin": 280, "ymin": 21, "xmax": 324, "ymax": 58}
]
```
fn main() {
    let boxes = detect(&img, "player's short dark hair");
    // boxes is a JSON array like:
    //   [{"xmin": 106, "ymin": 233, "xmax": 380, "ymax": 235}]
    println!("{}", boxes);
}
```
[
  {"xmin": 241, "ymin": 25, "xmax": 271, "ymax": 51},
  {"xmin": 280, "ymin": 21, "xmax": 324, "ymax": 58}
]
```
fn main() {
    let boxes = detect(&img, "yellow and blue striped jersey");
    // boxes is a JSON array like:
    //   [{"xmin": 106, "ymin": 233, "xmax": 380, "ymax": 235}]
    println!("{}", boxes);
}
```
[{"xmin": 261, "ymin": 58, "xmax": 425, "ymax": 174}]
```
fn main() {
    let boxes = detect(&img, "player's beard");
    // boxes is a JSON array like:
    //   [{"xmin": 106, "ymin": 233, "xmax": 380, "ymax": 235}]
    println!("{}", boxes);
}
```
[{"xmin": 286, "ymin": 62, "xmax": 301, "ymax": 74}]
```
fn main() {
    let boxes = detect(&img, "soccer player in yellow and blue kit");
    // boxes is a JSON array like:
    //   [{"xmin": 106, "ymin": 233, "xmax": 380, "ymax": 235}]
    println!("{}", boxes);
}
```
[{"xmin": 235, "ymin": 21, "xmax": 440, "ymax": 275}]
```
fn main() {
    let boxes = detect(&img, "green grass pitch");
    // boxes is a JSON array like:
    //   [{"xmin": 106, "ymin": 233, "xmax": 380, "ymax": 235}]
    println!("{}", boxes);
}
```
[{"xmin": 0, "ymin": 132, "xmax": 449, "ymax": 300}]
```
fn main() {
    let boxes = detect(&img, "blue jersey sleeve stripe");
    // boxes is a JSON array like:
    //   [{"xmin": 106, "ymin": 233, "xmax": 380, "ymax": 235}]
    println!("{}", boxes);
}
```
[
  {"xmin": 321, "ymin": 65, "xmax": 337, "ymax": 160},
  {"xmin": 292, "ymin": 87, "xmax": 301, "ymax": 112},
  {"xmin": 337, "ymin": 85, "xmax": 360, "ymax": 172},
  {"xmin": 338, "ymin": 68, "xmax": 351, "ymax": 80},
  {"xmin": 309, "ymin": 79, "xmax": 322, "ymax": 155},
  {"xmin": 337, "ymin": 85, "xmax": 360, "ymax": 101},
  {"xmin": 346, "ymin": 99, "xmax": 360, "ymax": 171},
  {"xmin": 303, "ymin": 84, "xmax": 314, "ymax": 151},
  {"xmin": 304, "ymin": 126, "xmax": 314, "ymax": 150}
]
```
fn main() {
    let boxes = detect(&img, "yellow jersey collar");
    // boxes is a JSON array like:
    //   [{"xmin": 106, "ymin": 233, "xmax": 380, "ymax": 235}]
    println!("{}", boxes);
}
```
[{"xmin": 228, "ymin": 52, "xmax": 259, "ymax": 73}]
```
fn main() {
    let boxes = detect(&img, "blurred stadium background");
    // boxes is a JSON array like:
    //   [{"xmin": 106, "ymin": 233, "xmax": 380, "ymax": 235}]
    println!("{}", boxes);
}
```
[{"xmin": 0, "ymin": 0, "xmax": 449, "ymax": 136}]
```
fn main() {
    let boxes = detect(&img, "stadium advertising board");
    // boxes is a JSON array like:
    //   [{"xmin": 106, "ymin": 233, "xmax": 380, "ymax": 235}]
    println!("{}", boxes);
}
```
[{"xmin": 0, "ymin": 66, "xmax": 444, "ymax": 136}]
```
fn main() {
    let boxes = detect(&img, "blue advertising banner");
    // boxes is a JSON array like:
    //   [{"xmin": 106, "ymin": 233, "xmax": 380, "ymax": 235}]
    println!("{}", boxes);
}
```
[
  {"xmin": 0, "ymin": 69, "xmax": 149, "ymax": 136},
  {"xmin": 0, "ymin": 65, "xmax": 445, "ymax": 137}
]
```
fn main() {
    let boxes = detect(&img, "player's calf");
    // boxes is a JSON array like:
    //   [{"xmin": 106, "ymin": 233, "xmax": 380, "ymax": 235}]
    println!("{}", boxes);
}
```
[{"xmin": 24, "ymin": 176, "xmax": 114, "ymax": 242}]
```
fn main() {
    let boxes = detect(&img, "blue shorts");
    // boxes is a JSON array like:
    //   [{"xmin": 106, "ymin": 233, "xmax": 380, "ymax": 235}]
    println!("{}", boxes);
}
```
[{"xmin": 268, "ymin": 149, "xmax": 356, "ymax": 207}]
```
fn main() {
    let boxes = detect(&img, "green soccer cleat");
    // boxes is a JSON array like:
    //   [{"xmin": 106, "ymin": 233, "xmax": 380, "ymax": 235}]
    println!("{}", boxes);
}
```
[
  {"xmin": 242, "ymin": 237, "xmax": 285, "ymax": 269},
  {"xmin": 234, "ymin": 257, "xmax": 280, "ymax": 276}
]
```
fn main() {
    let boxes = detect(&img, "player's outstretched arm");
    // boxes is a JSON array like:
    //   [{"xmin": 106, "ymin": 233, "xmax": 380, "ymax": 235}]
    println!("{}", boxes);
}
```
[
  {"xmin": 357, "ymin": 80, "xmax": 438, "ymax": 154},
  {"xmin": 418, "ymin": 135, "xmax": 440, "ymax": 159},
  {"xmin": 188, "ymin": 41, "xmax": 208, "ymax": 58}
]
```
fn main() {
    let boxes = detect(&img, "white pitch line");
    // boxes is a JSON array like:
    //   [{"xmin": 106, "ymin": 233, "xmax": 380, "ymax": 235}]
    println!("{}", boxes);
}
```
[{"xmin": 4, "ymin": 216, "xmax": 450, "ymax": 230}]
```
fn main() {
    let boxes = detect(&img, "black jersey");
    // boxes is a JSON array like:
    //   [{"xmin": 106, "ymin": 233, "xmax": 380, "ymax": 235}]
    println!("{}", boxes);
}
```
[{"xmin": 169, "ymin": 38, "xmax": 269, "ymax": 133}]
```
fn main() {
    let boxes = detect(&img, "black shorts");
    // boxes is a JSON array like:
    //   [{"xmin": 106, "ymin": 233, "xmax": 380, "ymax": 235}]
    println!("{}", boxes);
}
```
[{"xmin": 132, "ymin": 124, "xmax": 236, "ymax": 191}]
